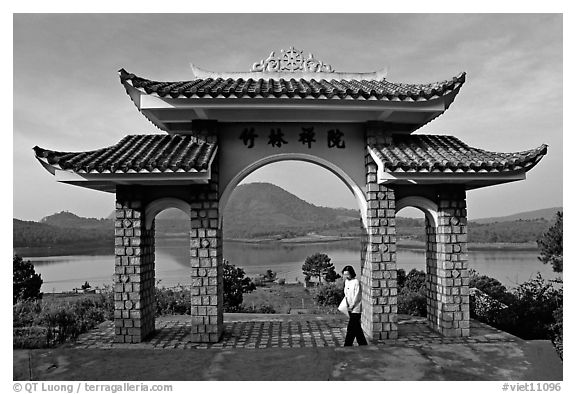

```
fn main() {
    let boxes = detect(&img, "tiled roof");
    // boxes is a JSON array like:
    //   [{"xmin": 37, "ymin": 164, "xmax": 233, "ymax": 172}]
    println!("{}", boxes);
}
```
[
  {"xmin": 119, "ymin": 69, "xmax": 466, "ymax": 102},
  {"xmin": 34, "ymin": 135, "xmax": 216, "ymax": 174},
  {"xmin": 370, "ymin": 135, "xmax": 547, "ymax": 173}
]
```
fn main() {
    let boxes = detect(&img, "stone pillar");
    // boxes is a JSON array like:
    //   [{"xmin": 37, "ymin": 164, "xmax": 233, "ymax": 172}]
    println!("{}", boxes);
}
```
[
  {"xmin": 362, "ymin": 158, "xmax": 398, "ymax": 340},
  {"xmin": 114, "ymin": 189, "xmax": 156, "ymax": 343},
  {"xmin": 435, "ymin": 189, "xmax": 470, "ymax": 337},
  {"xmin": 190, "ymin": 169, "xmax": 223, "ymax": 343},
  {"xmin": 425, "ymin": 217, "xmax": 442, "ymax": 330}
]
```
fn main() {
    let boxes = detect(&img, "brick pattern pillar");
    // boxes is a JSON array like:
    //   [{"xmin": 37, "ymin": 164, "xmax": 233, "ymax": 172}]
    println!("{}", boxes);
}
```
[
  {"xmin": 435, "ymin": 189, "xmax": 470, "ymax": 337},
  {"xmin": 425, "ymin": 217, "xmax": 442, "ymax": 330},
  {"xmin": 114, "ymin": 193, "xmax": 155, "ymax": 343},
  {"xmin": 362, "ymin": 158, "xmax": 398, "ymax": 340},
  {"xmin": 189, "ymin": 178, "xmax": 223, "ymax": 342}
]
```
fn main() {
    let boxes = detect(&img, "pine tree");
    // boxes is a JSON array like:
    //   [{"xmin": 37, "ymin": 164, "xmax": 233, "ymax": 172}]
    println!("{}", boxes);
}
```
[
  {"xmin": 537, "ymin": 211, "xmax": 563, "ymax": 273},
  {"xmin": 13, "ymin": 255, "xmax": 43, "ymax": 304},
  {"xmin": 302, "ymin": 253, "xmax": 334, "ymax": 284},
  {"xmin": 222, "ymin": 260, "xmax": 256, "ymax": 311}
]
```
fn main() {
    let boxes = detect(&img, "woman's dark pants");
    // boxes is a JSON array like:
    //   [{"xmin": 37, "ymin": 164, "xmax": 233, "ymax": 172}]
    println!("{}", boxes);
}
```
[{"xmin": 344, "ymin": 312, "xmax": 368, "ymax": 346}]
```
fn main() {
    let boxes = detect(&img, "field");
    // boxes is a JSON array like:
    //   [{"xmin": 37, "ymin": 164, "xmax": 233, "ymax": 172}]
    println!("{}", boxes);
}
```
[{"xmin": 242, "ymin": 283, "xmax": 339, "ymax": 314}]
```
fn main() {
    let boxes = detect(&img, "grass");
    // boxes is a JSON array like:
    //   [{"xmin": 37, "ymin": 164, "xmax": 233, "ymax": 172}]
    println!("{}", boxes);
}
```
[{"xmin": 241, "ymin": 283, "xmax": 339, "ymax": 314}]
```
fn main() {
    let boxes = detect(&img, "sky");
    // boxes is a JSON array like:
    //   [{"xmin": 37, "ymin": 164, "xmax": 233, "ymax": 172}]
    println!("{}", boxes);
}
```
[{"xmin": 12, "ymin": 13, "xmax": 563, "ymax": 221}]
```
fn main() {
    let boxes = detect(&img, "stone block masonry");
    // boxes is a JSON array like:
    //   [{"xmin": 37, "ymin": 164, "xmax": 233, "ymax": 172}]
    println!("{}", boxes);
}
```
[
  {"xmin": 433, "ymin": 189, "xmax": 470, "ymax": 337},
  {"xmin": 364, "ymin": 123, "xmax": 469, "ymax": 339},
  {"xmin": 189, "ymin": 157, "xmax": 224, "ymax": 343},
  {"xmin": 361, "ymin": 156, "xmax": 398, "ymax": 340},
  {"xmin": 114, "ymin": 192, "xmax": 156, "ymax": 343},
  {"xmin": 189, "ymin": 186, "xmax": 223, "ymax": 342}
]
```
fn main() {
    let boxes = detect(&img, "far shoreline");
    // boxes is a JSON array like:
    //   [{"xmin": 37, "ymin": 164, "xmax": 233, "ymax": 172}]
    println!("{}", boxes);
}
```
[
  {"xmin": 224, "ymin": 236, "xmax": 539, "ymax": 251},
  {"xmin": 14, "ymin": 235, "xmax": 539, "ymax": 258}
]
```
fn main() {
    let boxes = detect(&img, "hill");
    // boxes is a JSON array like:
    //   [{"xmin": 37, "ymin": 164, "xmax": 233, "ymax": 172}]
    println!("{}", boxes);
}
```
[
  {"xmin": 13, "ymin": 218, "xmax": 112, "ymax": 248},
  {"xmin": 152, "ymin": 182, "xmax": 364, "ymax": 238},
  {"xmin": 14, "ymin": 184, "xmax": 561, "ymax": 248},
  {"xmin": 221, "ymin": 183, "xmax": 361, "ymax": 238},
  {"xmin": 41, "ymin": 211, "xmax": 112, "ymax": 229},
  {"xmin": 471, "ymin": 207, "xmax": 562, "ymax": 224}
]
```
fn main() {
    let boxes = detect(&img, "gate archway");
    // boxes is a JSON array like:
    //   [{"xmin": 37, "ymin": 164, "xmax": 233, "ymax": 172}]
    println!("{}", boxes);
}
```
[
  {"xmin": 219, "ymin": 153, "xmax": 368, "ymax": 229},
  {"xmin": 33, "ymin": 47, "xmax": 547, "ymax": 343}
]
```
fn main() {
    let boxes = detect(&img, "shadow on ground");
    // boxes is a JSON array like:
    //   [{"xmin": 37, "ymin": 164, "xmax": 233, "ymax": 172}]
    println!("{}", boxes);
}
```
[{"xmin": 13, "ymin": 314, "xmax": 562, "ymax": 381}]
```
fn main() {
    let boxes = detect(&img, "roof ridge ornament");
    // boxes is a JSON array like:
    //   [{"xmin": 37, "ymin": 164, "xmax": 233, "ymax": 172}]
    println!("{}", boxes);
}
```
[{"xmin": 251, "ymin": 46, "xmax": 335, "ymax": 73}]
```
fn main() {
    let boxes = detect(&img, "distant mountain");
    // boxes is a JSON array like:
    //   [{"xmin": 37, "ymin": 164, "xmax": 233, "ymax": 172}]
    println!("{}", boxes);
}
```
[
  {"xmin": 14, "ymin": 185, "xmax": 560, "ymax": 248},
  {"xmin": 13, "ymin": 218, "xmax": 112, "ymax": 248},
  {"xmin": 221, "ymin": 183, "xmax": 360, "ymax": 238},
  {"xmin": 471, "ymin": 207, "xmax": 562, "ymax": 224},
  {"xmin": 41, "ymin": 211, "xmax": 112, "ymax": 229}
]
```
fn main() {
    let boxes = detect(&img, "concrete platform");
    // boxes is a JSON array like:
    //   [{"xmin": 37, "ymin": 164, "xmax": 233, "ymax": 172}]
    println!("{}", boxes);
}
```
[{"xmin": 13, "ymin": 314, "xmax": 562, "ymax": 381}]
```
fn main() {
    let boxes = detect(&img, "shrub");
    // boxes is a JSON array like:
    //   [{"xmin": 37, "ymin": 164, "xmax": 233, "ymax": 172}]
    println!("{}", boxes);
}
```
[
  {"xmin": 313, "ymin": 280, "xmax": 344, "ymax": 307},
  {"xmin": 13, "ymin": 295, "xmax": 112, "ymax": 348},
  {"xmin": 397, "ymin": 269, "xmax": 427, "ymax": 317},
  {"xmin": 241, "ymin": 304, "xmax": 276, "ymax": 314},
  {"xmin": 397, "ymin": 269, "xmax": 407, "ymax": 289},
  {"xmin": 98, "ymin": 286, "xmax": 115, "ymax": 321},
  {"xmin": 13, "ymin": 255, "xmax": 43, "ymax": 304},
  {"xmin": 39, "ymin": 302, "xmax": 80, "ymax": 345},
  {"xmin": 470, "ymin": 273, "xmax": 562, "ymax": 341},
  {"xmin": 469, "ymin": 269, "xmax": 514, "ymax": 305},
  {"xmin": 155, "ymin": 286, "xmax": 191, "ymax": 316},
  {"xmin": 13, "ymin": 299, "xmax": 43, "ymax": 327},
  {"xmin": 13, "ymin": 326, "xmax": 50, "ymax": 349},
  {"xmin": 262, "ymin": 269, "xmax": 277, "ymax": 282},
  {"xmin": 402, "ymin": 269, "xmax": 426, "ymax": 292},
  {"xmin": 469, "ymin": 289, "xmax": 508, "ymax": 325},
  {"xmin": 398, "ymin": 290, "xmax": 427, "ymax": 317},
  {"xmin": 501, "ymin": 274, "xmax": 562, "ymax": 339}
]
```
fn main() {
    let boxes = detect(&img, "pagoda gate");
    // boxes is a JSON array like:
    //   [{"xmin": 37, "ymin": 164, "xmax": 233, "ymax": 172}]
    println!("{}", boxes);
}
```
[{"xmin": 34, "ymin": 47, "xmax": 547, "ymax": 344}]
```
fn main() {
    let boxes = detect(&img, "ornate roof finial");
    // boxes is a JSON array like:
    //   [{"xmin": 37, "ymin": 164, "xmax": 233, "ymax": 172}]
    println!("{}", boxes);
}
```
[{"xmin": 251, "ymin": 46, "xmax": 335, "ymax": 73}]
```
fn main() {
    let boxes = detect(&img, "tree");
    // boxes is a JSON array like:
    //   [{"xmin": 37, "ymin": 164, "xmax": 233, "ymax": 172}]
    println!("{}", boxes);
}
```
[
  {"xmin": 13, "ymin": 255, "xmax": 43, "ymax": 304},
  {"xmin": 537, "ymin": 211, "xmax": 562, "ymax": 273},
  {"xmin": 469, "ymin": 269, "xmax": 514, "ymax": 305},
  {"xmin": 324, "ymin": 266, "xmax": 341, "ymax": 283},
  {"xmin": 81, "ymin": 281, "xmax": 91, "ymax": 291},
  {"xmin": 302, "ymin": 253, "xmax": 334, "ymax": 285},
  {"xmin": 222, "ymin": 260, "xmax": 256, "ymax": 311}
]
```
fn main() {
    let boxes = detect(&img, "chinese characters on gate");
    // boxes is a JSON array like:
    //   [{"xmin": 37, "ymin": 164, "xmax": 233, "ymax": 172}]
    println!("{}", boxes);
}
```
[{"xmin": 239, "ymin": 127, "xmax": 345, "ymax": 149}]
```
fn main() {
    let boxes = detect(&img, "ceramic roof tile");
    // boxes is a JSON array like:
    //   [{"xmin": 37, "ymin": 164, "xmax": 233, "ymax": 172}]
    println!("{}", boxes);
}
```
[
  {"xmin": 33, "ymin": 135, "xmax": 216, "ymax": 174},
  {"xmin": 370, "ymin": 135, "xmax": 547, "ymax": 174},
  {"xmin": 119, "ymin": 69, "xmax": 466, "ymax": 101}
]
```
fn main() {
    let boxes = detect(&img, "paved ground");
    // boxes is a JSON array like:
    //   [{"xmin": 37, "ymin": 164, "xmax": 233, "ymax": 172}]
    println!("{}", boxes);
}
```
[{"xmin": 13, "ymin": 314, "xmax": 563, "ymax": 381}]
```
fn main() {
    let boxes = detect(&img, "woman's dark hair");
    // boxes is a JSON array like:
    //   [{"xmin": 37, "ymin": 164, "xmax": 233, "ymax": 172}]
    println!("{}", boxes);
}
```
[{"xmin": 341, "ymin": 265, "xmax": 356, "ymax": 278}]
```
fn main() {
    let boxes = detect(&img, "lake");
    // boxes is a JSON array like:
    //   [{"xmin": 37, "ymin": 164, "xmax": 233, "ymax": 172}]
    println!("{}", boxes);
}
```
[{"xmin": 19, "ymin": 238, "xmax": 559, "ymax": 293}]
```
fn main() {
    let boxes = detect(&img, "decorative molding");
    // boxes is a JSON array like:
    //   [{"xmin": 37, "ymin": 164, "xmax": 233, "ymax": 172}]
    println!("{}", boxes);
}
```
[
  {"xmin": 189, "ymin": 63, "xmax": 388, "ymax": 81},
  {"xmin": 251, "ymin": 47, "xmax": 335, "ymax": 73}
]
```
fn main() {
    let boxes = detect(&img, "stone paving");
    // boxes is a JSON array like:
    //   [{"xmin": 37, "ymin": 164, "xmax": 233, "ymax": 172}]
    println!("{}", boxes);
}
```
[{"xmin": 68, "ymin": 314, "xmax": 519, "ymax": 350}]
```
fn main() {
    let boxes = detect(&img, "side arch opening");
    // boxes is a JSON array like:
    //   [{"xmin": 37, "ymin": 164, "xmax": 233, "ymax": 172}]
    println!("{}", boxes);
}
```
[
  {"xmin": 395, "ymin": 196, "xmax": 441, "ymax": 332},
  {"xmin": 144, "ymin": 197, "xmax": 191, "ymax": 230}
]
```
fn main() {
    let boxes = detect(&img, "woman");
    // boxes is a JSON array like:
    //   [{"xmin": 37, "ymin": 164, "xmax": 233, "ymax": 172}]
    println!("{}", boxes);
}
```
[{"xmin": 341, "ymin": 265, "xmax": 368, "ymax": 346}]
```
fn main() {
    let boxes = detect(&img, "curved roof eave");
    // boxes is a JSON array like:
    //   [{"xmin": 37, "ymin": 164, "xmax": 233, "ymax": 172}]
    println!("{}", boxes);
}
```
[{"xmin": 118, "ymin": 68, "xmax": 466, "ymax": 103}]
